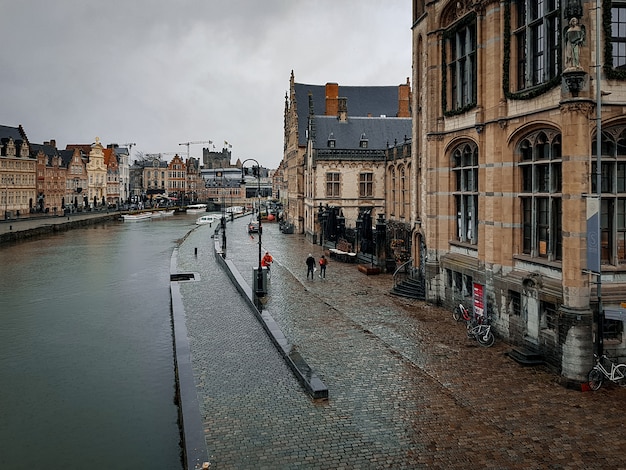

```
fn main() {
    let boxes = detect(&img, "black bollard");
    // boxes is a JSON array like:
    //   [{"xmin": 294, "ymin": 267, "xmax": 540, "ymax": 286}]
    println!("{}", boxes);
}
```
[
  {"xmin": 194, "ymin": 247, "xmax": 198, "ymax": 256},
  {"xmin": 9, "ymin": 225, "xmax": 12, "ymax": 231}
]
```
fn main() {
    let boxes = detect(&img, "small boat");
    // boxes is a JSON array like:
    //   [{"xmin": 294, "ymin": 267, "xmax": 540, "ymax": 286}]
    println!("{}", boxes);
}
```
[
  {"xmin": 122, "ymin": 212, "xmax": 153, "ymax": 221},
  {"xmin": 186, "ymin": 204, "xmax": 208, "ymax": 213},
  {"xmin": 196, "ymin": 214, "xmax": 218, "ymax": 226},
  {"xmin": 225, "ymin": 206, "xmax": 244, "ymax": 215},
  {"xmin": 151, "ymin": 210, "xmax": 175, "ymax": 218}
]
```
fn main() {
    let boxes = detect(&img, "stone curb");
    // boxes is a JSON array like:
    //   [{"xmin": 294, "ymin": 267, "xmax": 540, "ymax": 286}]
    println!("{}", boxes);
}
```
[{"xmin": 170, "ymin": 247, "xmax": 209, "ymax": 470}]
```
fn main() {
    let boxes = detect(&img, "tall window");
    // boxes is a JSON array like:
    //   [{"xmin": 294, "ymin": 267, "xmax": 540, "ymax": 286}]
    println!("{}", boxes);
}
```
[
  {"xmin": 452, "ymin": 143, "xmax": 478, "ymax": 244},
  {"xmin": 513, "ymin": 0, "xmax": 559, "ymax": 90},
  {"xmin": 326, "ymin": 172, "xmax": 340, "ymax": 197},
  {"xmin": 611, "ymin": 4, "xmax": 626, "ymax": 70},
  {"xmin": 519, "ymin": 131, "xmax": 562, "ymax": 260},
  {"xmin": 400, "ymin": 166, "xmax": 407, "ymax": 218},
  {"xmin": 592, "ymin": 125, "xmax": 626, "ymax": 264},
  {"xmin": 359, "ymin": 172, "xmax": 373, "ymax": 198},
  {"xmin": 390, "ymin": 167, "xmax": 396, "ymax": 216},
  {"xmin": 446, "ymin": 21, "xmax": 477, "ymax": 111}
]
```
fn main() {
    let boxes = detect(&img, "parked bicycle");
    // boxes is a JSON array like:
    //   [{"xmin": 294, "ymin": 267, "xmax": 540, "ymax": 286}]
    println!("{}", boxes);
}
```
[
  {"xmin": 588, "ymin": 354, "xmax": 626, "ymax": 390},
  {"xmin": 466, "ymin": 314, "xmax": 495, "ymax": 347},
  {"xmin": 453, "ymin": 303, "xmax": 495, "ymax": 347},
  {"xmin": 453, "ymin": 303, "xmax": 471, "ymax": 322}
]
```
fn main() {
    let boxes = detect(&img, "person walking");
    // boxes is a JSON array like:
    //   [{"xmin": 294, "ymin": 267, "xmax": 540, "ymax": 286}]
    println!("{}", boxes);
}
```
[
  {"xmin": 318, "ymin": 254, "xmax": 327, "ymax": 279},
  {"xmin": 306, "ymin": 253, "xmax": 316, "ymax": 279}
]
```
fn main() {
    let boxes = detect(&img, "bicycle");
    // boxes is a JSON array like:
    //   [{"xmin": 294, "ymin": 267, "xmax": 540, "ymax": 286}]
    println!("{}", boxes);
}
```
[
  {"xmin": 453, "ymin": 303, "xmax": 471, "ymax": 322},
  {"xmin": 587, "ymin": 354, "xmax": 626, "ymax": 390},
  {"xmin": 466, "ymin": 314, "xmax": 495, "ymax": 347}
]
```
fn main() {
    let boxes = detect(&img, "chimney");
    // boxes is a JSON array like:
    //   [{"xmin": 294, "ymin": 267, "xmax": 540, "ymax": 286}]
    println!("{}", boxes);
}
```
[
  {"xmin": 50, "ymin": 139, "xmax": 56, "ymax": 148},
  {"xmin": 337, "ymin": 97, "xmax": 348, "ymax": 122},
  {"xmin": 397, "ymin": 77, "xmax": 411, "ymax": 117},
  {"xmin": 325, "ymin": 82, "xmax": 339, "ymax": 116}
]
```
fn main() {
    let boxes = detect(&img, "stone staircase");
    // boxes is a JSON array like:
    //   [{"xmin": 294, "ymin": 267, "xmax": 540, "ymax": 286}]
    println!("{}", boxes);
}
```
[
  {"xmin": 390, "ymin": 276, "xmax": 426, "ymax": 300},
  {"xmin": 506, "ymin": 347, "xmax": 545, "ymax": 366}
]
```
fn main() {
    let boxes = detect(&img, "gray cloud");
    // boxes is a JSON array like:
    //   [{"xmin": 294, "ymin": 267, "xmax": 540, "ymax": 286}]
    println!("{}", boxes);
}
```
[{"xmin": 1, "ymin": 0, "xmax": 411, "ymax": 167}]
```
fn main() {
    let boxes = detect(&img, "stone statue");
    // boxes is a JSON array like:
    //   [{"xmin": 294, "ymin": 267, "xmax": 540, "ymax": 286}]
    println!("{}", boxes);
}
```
[{"xmin": 564, "ymin": 17, "xmax": 585, "ymax": 71}]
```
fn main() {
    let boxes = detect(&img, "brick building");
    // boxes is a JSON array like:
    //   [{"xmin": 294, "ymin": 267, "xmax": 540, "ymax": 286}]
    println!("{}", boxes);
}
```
[{"xmin": 412, "ymin": 0, "xmax": 626, "ymax": 381}]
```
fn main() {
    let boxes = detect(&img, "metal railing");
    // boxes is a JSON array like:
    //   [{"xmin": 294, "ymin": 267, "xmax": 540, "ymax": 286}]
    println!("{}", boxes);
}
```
[{"xmin": 393, "ymin": 258, "xmax": 414, "ymax": 288}]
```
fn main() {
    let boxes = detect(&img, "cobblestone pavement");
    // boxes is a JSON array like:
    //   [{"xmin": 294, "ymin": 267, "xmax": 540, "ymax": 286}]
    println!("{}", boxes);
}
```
[{"xmin": 178, "ymin": 216, "xmax": 626, "ymax": 469}]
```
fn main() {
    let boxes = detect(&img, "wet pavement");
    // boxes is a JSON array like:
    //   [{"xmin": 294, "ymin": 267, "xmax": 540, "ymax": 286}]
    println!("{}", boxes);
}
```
[{"xmin": 174, "ymin": 216, "xmax": 626, "ymax": 469}]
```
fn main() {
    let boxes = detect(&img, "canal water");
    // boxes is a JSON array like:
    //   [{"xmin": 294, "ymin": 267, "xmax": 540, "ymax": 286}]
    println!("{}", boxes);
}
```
[{"xmin": 0, "ymin": 213, "xmax": 204, "ymax": 470}]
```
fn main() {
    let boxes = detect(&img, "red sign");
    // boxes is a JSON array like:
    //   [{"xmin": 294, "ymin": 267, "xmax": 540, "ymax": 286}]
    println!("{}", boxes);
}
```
[{"xmin": 473, "ymin": 283, "xmax": 484, "ymax": 318}]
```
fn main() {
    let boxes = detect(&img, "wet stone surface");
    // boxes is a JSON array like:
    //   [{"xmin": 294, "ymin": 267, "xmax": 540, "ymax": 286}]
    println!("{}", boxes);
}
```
[{"xmin": 178, "ymin": 218, "xmax": 626, "ymax": 469}]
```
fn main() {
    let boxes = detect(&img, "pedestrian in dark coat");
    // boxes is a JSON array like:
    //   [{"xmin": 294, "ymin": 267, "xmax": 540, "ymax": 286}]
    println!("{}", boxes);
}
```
[{"xmin": 306, "ymin": 253, "xmax": 316, "ymax": 279}]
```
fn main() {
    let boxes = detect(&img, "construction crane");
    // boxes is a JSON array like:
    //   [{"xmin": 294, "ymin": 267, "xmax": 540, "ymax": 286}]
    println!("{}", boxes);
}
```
[
  {"xmin": 179, "ymin": 141, "xmax": 212, "ymax": 160},
  {"xmin": 122, "ymin": 142, "xmax": 136, "ymax": 163}
]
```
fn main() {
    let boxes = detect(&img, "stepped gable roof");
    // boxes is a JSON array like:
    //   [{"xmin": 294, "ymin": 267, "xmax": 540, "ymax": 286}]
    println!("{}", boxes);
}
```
[
  {"xmin": 312, "ymin": 115, "xmax": 411, "ymax": 151},
  {"xmin": 293, "ymin": 83, "xmax": 400, "ymax": 147}
]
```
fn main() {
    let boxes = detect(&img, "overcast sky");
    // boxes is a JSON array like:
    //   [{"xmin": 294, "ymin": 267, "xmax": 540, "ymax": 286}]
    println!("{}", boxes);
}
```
[{"xmin": 1, "ymin": 1, "xmax": 411, "ymax": 169}]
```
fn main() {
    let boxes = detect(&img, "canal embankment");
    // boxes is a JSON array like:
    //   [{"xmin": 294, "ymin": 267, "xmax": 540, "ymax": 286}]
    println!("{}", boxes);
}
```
[{"xmin": 0, "ymin": 213, "xmax": 121, "ymax": 244}]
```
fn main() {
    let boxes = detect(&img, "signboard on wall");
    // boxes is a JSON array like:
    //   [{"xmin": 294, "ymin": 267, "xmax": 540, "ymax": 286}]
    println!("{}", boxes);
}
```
[
  {"xmin": 587, "ymin": 196, "xmax": 600, "ymax": 273},
  {"xmin": 473, "ymin": 283, "xmax": 484, "ymax": 318}
]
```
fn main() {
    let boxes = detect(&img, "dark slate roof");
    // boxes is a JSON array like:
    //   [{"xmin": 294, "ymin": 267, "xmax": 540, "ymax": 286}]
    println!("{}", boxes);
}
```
[
  {"xmin": 294, "ymin": 83, "xmax": 400, "ymax": 147},
  {"xmin": 313, "ymin": 116, "xmax": 411, "ymax": 151},
  {"xmin": 30, "ymin": 142, "xmax": 60, "ymax": 160},
  {"xmin": 59, "ymin": 149, "xmax": 76, "ymax": 167},
  {"xmin": 0, "ymin": 124, "xmax": 27, "ymax": 146}
]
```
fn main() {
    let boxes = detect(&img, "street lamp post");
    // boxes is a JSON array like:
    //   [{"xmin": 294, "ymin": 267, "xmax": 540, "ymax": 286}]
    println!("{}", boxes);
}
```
[{"xmin": 241, "ymin": 159, "xmax": 264, "ymax": 298}]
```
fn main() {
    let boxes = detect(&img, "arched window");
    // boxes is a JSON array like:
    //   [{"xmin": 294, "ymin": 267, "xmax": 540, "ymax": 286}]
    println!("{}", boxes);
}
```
[
  {"xmin": 452, "ymin": 142, "xmax": 478, "ymax": 244},
  {"xmin": 519, "ymin": 130, "xmax": 562, "ymax": 260},
  {"xmin": 592, "ymin": 124, "xmax": 626, "ymax": 264}
]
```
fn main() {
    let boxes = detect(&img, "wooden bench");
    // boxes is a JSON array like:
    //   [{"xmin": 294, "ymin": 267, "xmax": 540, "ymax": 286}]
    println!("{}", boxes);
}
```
[{"xmin": 328, "ymin": 239, "xmax": 357, "ymax": 263}]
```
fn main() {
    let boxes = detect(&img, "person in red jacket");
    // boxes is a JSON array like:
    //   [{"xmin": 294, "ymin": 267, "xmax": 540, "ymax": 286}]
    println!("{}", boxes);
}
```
[{"xmin": 318, "ymin": 254, "xmax": 327, "ymax": 279}]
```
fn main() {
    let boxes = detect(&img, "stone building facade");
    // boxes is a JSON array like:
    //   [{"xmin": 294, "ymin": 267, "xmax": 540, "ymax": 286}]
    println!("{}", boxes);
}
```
[
  {"xmin": 283, "ymin": 71, "xmax": 412, "ymax": 236},
  {"xmin": 412, "ymin": 0, "xmax": 626, "ymax": 381}
]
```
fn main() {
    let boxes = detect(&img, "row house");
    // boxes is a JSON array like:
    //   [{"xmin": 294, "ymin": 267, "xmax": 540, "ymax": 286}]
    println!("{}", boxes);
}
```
[
  {"xmin": 282, "ymin": 71, "xmax": 412, "ymax": 235},
  {"xmin": 1, "ymin": 124, "xmax": 130, "ymax": 217},
  {"xmin": 33, "ymin": 141, "xmax": 64, "ymax": 214},
  {"xmin": 0, "ymin": 125, "xmax": 36, "ymax": 218},
  {"xmin": 168, "ymin": 154, "xmax": 187, "ymax": 201},
  {"xmin": 412, "ymin": 0, "xmax": 626, "ymax": 382},
  {"xmin": 60, "ymin": 147, "xmax": 89, "ymax": 210},
  {"xmin": 104, "ymin": 147, "xmax": 120, "ymax": 206}
]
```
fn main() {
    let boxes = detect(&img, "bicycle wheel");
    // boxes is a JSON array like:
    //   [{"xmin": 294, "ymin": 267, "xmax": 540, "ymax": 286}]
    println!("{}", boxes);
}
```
[
  {"xmin": 453, "ymin": 306, "xmax": 462, "ymax": 322},
  {"xmin": 588, "ymin": 368, "xmax": 604, "ymax": 391},
  {"xmin": 477, "ymin": 330, "xmax": 495, "ymax": 347},
  {"xmin": 614, "ymin": 364, "xmax": 626, "ymax": 387}
]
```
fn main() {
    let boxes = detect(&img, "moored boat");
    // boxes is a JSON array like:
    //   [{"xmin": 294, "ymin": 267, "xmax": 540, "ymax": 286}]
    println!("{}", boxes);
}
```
[
  {"xmin": 186, "ymin": 204, "xmax": 207, "ymax": 213},
  {"xmin": 196, "ymin": 214, "xmax": 218, "ymax": 226},
  {"xmin": 151, "ymin": 210, "xmax": 175, "ymax": 218},
  {"xmin": 122, "ymin": 212, "xmax": 153, "ymax": 221}
]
